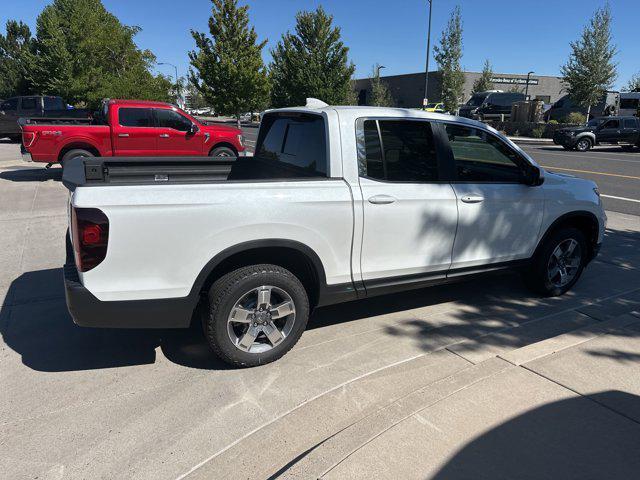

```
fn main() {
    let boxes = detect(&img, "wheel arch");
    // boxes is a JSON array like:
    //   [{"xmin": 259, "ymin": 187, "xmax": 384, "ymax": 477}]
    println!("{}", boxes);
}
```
[
  {"xmin": 58, "ymin": 142, "xmax": 101, "ymax": 162},
  {"xmin": 535, "ymin": 211, "xmax": 600, "ymax": 262},
  {"xmin": 208, "ymin": 142, "xmax": 238, "ymax": 157}
]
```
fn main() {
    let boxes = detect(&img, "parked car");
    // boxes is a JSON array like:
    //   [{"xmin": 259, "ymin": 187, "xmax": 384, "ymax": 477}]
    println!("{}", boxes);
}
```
[
  {"xmin": 20, "ymin": 99, "xmax": 245, "ymax": 166},
  {"xmin": 458, "ymin": 91, "xmax": 526, "ymax": 120},
  {"xmin": 544, "ymin": 92, "xmax": 620, "ymax": 122},
  {"xmin": 619, "ymin": 92, "xmax": 640, "ymax": 117},
  {"xmin": 0, "ymin": 95, "xmax": 91, "ymax": 141},
  {"xmin": 62, "ymin": 100, "xmax": 605, "ymax": 367},
  {"xmin": 424, "ymin": 102, "xmax": 446, "ymax": 113},
  {"xmin": 553, "ymin": 116, "xmax": 640, "ymax": 151}
]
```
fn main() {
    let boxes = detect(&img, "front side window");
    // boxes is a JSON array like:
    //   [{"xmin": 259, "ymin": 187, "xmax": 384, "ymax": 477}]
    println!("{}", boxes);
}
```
[
  {"xmin": 21, "ymin": 97, "xmax": 38, "ymax": 110},
  {"xmin": 156, "ymin": 109, "xmax": 192, "ymax": 132},
  {"xmin": 1, "ymin": 98, "xmax": 18, "ymax": 111},
  {"xmin": 444, "ymin": 123, "xmax": 525, "ymax": 183},
  {"xmin": 358, "ymin": 119, "xmax": 439, "ymax": 182},
  {"xmin": 601, "ymin": 119, "xmax": 620, "ymax": 129},
  {"xmin": 118, "ymin": 108, "xmax": 153, "ymax": 127}
]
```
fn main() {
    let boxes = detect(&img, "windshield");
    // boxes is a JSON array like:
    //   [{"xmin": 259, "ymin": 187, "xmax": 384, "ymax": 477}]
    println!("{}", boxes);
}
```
[
  {"xmin": 466, "ymin": 94, "xmax": 488, "ymax": 107},
  {"xmin": 587, "ymin": 118, "xmax": 605, "ymax": 127}
]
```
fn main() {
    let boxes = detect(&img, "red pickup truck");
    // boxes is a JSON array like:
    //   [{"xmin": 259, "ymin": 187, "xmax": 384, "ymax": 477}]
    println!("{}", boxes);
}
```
[{"xmin": 20, "ymin": 99, "xmax": 245, "ymax": 165}]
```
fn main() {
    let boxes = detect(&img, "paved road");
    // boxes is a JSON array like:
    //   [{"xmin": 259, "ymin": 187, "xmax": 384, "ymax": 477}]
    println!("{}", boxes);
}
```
[{"xmin": 522, "ymin": 145, "xmax": 640, "ymax": 217}]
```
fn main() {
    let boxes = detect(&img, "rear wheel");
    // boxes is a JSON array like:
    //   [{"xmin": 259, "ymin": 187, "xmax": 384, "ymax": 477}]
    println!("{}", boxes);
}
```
[
  {"xmin": 525, "ymin": 227, "xmax": 587, "ymax": 296},
  {"xmin": 60, "ymin": 148, "xmax": 94, "ymax": 169},
  {"xmin": 575, "ymin": 137, "xmax": 592, "ymax": 152},
  {"xmin": 210, "ymin": 146, "xmax": 236, "ymax": 157},
  {"xmin": 205, "ymin": 264, "xmax": 309, "ymax": 367}
]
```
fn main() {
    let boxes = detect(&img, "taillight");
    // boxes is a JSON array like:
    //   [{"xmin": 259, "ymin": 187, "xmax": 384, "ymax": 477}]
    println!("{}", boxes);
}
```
[
  {"xmin": 22, "ymin": 131, "xmax": 36, "ymax": 148},
  {"xmin": 71, "ymin": 207, "xmax": 109, "ymax": 272}
]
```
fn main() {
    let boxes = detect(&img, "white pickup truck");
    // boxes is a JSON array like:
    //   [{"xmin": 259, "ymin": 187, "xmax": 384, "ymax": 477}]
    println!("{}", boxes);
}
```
[{"xmin": 63, "ymin": 101, "xmax": 605, "ymax": 366}]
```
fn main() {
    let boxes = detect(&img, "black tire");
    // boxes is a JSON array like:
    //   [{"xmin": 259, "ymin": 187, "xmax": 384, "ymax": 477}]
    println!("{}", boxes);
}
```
[
  {"xmin": 524, "ymin": 227, "xmax": 587, "ymax": 297},
  {"xmin": 60, "ymin": 148, "xmax": 94, "ymax": 168},
  {"xmin": 209, "ymin": 146, "xmax": 236, "ymax": 157},
  {"xmin": 575, "ymin": 137, "xmax": 592, "ymax": 152},
  {"xmin": 8, "ymin": 135, "xmax": 21, "ymax": 143},
  {"xmin": 205, "ymin": 264, "xmax": 309, "ymax": 367}
]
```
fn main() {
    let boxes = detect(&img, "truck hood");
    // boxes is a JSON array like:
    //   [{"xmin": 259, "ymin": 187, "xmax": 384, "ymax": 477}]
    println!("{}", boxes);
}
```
[
  {"xmin": 559, "ymin": 126, "xmax": 593, "ymax": 134},
  {"xmin": 200, "ymin": 123, "xmax": 242, "ymax": 135}
]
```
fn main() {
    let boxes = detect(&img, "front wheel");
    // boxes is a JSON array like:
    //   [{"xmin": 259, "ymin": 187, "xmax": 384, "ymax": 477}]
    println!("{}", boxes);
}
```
[
  {"xmin": 524, "ymin": 227, "xmax": 587, "ymax": 296},
  {"xmin": 575, "ymin": 138, "xmax": 592, "ymax": 152},
  {"xmin": 209, "ymin": 146, "xmax": 236, "ymax": 157},
  {"xmin": 205, "ymin": 264, "xmax": 309, "ymax": 367}
]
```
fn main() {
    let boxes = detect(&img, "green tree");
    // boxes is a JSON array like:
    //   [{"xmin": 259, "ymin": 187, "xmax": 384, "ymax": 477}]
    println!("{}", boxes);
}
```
[
  {"xmin": 0, "ymin": 20, "xmax": 35, "ymax": 98},
  {"xmin": 27, "ymin": 0, "xmax": 172, "ymax": 107},
  {"xmin": 189, "ymin": 0, "xmax": 270, "ymax": 127},
  {"xmin": 560, "ymin": 4, "xmax": 617, "ymax": 120},
  {"xmin": 270, "ymin": 6, "xmax": 355, "ymax": 107},
  {"xmin": 472, "ymin": 59, "xmax": 493, "ymax": 94},
  {"xmin": 370, "ymin": 64, "xmax": 393, "ymax": 106},
  {"xmin": 625, "ymin": 72, "xmax": 640, "ymax": 92},
  {"xmin": 433, "ymin": 6, "xmax": 464, "ymax": 113},
  {"xmin": 185, "ymin": 81, "xmax": 208, "ymax": 110}
]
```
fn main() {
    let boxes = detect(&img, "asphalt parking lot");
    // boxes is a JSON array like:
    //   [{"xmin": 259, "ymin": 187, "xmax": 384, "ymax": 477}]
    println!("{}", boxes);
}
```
[{"xmin": 1, "ymin": 140, "xmax": 640, "ymax": 479}]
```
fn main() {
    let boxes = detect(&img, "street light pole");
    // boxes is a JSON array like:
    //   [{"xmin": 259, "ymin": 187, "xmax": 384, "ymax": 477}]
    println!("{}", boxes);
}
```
[
  {"xmin": 376, "ymin": 65, "xmax": 386, "ymax": 78},
  {"xmin": 525, "ymin": 70, "xmax": 534, "ymax": 100},
  {"xmin": 158, "ymin": 62, "xmax": 180, "ymax": 106},
  {"xmin": 423, "ymin": 0, "xmax": 433, "ymax": 108}
]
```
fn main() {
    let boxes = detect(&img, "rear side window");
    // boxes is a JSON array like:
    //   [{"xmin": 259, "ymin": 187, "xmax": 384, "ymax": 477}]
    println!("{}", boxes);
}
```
[
  {"xmin": 119, "ymin": 108, "xmax": 153, "ymax": 127},
  {"xmin": 444, "ymin": 123, "xmax": 524, "ymax": 183},
  {"xmin": 357, "ymin": 119, "xmax": 439, "ymax": 182},
  {"xmin": 155, "ymin": 109, "xmax": 192, "ymax": 132},
  {"xmin": 624, "ymin": 119, "xmax": 638, "ymax": 128},
  {"xmin": 21, "ymin": 97, "xmax": 38, "ymax": 110},
  {"xmin": 255, "ymin": 113, "xmax": 327, "ymax": 176},
  {"xmin": 1, "ymin": 98, "xmax": 18, "ymax": 111},
  {"xmin": 44, "ymin": 96, "xmax": 64, "ymax": 111}
]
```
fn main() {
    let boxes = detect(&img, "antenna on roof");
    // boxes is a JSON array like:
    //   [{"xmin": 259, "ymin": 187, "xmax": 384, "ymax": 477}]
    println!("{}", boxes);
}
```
[{"xmin": 305, "ymin": 98, "xmax": 329, "ymax": 108}]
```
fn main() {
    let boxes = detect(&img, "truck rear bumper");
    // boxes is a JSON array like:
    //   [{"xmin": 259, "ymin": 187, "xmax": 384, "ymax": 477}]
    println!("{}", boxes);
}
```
[{"xmin": 63, "ymin": 264, "xmax": 195, "ymax": 328}]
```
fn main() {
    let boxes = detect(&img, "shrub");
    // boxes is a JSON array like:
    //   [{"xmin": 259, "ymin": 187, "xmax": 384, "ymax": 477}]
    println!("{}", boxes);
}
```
[
  {"xmin": 532, "ymin": 126, "xmax": 545, "ymax": 138},
  {"xmin": 564, "ymin": 112, "xmax": 587, "ymax": 124},
  {"xmin": 548, "ymin": 119, "xmax": 559, "ymax": 125}
]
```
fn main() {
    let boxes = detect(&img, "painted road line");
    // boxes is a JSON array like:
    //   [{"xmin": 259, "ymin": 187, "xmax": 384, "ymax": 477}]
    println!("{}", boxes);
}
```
[
  {"xmin": 528, "ymin": 150, "xmax": 640, "ymax": 165},
  {"xmin": 601, "ymin": 194, "xmax": 640, "ymax": 204},
  {"xmin": 541, "ymin": 165, "xmax": 640, "ymax": 180}
]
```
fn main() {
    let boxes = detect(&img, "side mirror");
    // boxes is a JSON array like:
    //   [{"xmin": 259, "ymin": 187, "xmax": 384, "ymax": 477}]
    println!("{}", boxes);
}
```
[
  {"xmin": 524, "ymin": 166, "xmax": 544, "ymax": 186},
  {"xmin": 189, "ymin": 123, "xmax": 199, "ymax": 135}
]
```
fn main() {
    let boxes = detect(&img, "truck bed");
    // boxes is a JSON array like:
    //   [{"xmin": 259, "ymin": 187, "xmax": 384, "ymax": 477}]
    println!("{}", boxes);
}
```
[{"xmin": 62, "ymin": 157, "xmax": 236, "ymax": 190}]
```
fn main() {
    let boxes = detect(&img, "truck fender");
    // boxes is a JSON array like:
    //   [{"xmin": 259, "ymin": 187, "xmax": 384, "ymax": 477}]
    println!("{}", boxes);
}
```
[
  {"xmin": 57, "ymin": 135, "xmax": 105, "ymax": 159},
  {"xmin": 575, "ymin": 132, "xmax": 596, "ymax": 144}
]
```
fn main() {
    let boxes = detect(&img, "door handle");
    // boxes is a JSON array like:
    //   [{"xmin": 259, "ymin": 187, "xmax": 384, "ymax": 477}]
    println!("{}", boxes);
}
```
[
  {"xmin": 461, "ymin": 195, "xmax": 484, "ymax": 204},
  {"xmin": 159, "ymin": 134, "xmax": 170, "ymax": 138},
  {"xmin": 368, "ymin": 194, "xmax": 396, "ymax": 205},
  {"xmin": 118, "ymin": 133, "xmax": 129, "ymax": 138}
]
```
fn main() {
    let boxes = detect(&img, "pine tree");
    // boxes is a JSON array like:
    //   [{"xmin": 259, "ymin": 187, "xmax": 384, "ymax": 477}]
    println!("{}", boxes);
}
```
[
  {"xmin": 0, "ymin": 20, "xmax": 34, "ymax": 98},
  {"xmin": 433, "ymin": 6, "xmax": 464, "ymax": 114},
  {"xmin": 560, "ymin": 4, "xmax": 617, "ymax": 120},
  {"xmin": 189, "ymin": 0, "xmax": 270, "ymax": 127},
  {"xmin": 472, "ymin": 59, "xmax": 493, "ymax": 94},
  {"xmin": 27, "ymin": 0, "xmax": 173, "ymax": 107},
  {"xmin": 625, "ymin": 73, "xmax": 640, "ymax": 92},
  {"xmin": 370, "ymin": 64, "xmax": 393, "ymax": 106},
  {"xmin": 270, "ymin": 6, "xmax": 355, "ymax": 107}
]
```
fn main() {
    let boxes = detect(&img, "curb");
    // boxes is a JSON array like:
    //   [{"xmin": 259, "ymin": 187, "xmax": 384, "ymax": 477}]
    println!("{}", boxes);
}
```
[{"xmin": 508, "ymin": 137, "xmax": 554, "ymax": 145}]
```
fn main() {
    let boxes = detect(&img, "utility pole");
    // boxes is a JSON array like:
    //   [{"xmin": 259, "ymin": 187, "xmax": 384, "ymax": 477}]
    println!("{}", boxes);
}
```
[
  {"xmin": 158, "ymin": 62, "xmax": 181, "ymax": 107},
  {"xmin": 525, "ymin": 71, "xmax": 534, "ymax": 100},
  {"xmin": 423, "ymin": 0, "xmax": 433, "ymax": 108}
]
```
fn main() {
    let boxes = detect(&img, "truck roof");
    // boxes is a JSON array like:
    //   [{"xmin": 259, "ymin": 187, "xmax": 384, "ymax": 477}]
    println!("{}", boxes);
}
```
[{"xmin": 107, "ymin": 99, "xmax": 176, "ymax": 108}]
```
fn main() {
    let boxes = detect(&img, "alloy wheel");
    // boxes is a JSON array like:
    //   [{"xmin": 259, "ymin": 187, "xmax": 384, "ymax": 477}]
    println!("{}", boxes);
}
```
[{"xmin": 547, "ymin": 238, "xmax": 582, "ymax": 288}]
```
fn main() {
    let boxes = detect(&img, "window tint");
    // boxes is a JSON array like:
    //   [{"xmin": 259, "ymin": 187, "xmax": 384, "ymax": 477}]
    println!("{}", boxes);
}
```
[
  {"xmin": 358, "ymin": 120, "xmax": 439, "ymax": 182},
  {"xmin": 602, "ymin": 119, "xmax": 620, "ymax": 129},
  {"xmin": 1, "ymin": 98, "xmax": 18, "ymax": 111},
  {"xmin": 119, "ymin": 108, "xmax": 153, "ymax": 127},
  {"xmin": 254, "ymin": 113, "xmax": 327, "ymax": 177},
  {"xmin": 624, "ymin": 119, "xmax": 638, "ymax": 129},
  {"xmin": 156, "ymin": 109, "xmax": 192, "ymax": 131},
  {"xmin": 44, "ymin": 96, "xmax": 64, "ymax": 111},
  {"xmin": 444, "ymin": 123, "xmax": 524, "ymax": 183},
  {"xmin": 21, "ymin": 97, "xmax": 38, "ymax": 110}
]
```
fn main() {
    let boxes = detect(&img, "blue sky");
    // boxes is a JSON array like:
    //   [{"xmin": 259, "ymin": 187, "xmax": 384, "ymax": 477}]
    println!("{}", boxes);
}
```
[{"xmin": 2, "ymin": 0, "xmax": 638, "ymax": 89}]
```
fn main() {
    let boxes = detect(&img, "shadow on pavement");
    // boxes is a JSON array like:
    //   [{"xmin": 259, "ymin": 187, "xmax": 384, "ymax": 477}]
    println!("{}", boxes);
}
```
[
  {"xmin": 0, "ymin": 167, "xmax": 61, "ymax": 182},
  {"xmin": 431, "ymin": 391, "xmax": 640, "ymax": 479}
]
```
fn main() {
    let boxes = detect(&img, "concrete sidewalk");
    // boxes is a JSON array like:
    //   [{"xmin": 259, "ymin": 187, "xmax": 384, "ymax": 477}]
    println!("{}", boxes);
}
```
[{"xmin": 1, "ymin": 146, "xmax": 640, "ymax": 480}]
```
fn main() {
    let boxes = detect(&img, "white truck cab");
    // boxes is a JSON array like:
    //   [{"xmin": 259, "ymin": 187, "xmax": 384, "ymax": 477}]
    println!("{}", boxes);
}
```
[{"xmin": 63, "ymin": 102, "xmax": 605, "ymax": 366}]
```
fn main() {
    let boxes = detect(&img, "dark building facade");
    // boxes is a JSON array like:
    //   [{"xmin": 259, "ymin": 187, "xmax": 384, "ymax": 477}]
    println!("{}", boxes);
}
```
[{"xmin": 353, "ymin": 71, "xmax": 566, "ymax": 108}]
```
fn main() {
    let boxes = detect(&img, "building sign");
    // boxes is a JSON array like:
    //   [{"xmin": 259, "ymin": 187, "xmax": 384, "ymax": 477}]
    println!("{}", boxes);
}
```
[{"xmin": 490, "ymin": 77, "xmax": 539, "ymax": 85}]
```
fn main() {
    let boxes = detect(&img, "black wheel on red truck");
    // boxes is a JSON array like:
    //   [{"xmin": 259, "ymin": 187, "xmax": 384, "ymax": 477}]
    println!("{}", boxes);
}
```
[
  {"xmin": 60, "ymin": 149, "xmax": 94, "ymax": 169},
  {"xmin": 210, "ymin": 146, "xmax": 236, "ymax": 157}
]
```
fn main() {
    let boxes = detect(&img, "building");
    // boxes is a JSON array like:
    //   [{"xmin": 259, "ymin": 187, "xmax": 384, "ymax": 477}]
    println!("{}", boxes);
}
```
[{"xmin": 353, "ymin": 71, "xmax": 566, "ymax": 108}]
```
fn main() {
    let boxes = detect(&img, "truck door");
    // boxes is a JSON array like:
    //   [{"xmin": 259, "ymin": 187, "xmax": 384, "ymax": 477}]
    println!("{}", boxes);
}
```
[
  {"xmin": 357, "ymin": 119, "xmax": 459, "ymax": 286},
  {"xmin": 441, "ymin": 123, "xmax": 544, "ymax": 269},
  {"xmin": 621, "ymin": 118, "xmax": 640, "ymax": 144},
  {"xmin": 112, "ymin": 107, "xmax": 157, "ymax": 156},
  {"xmin": 154, "ymin": 108, "xmax": 203, "ymax": 156},
  {"xmin": 596, "ymin": 118, "xmax": 621, "ymax": 143}
]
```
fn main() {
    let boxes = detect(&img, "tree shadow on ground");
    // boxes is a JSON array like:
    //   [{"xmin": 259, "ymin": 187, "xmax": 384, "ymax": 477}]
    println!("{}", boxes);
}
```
[{"xmin": 431, "ymin": 391, "xmax": 640, "ymax": 479}]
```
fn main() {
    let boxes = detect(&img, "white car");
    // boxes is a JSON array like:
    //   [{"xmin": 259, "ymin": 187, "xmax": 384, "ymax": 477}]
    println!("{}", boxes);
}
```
[{"xmin": 62, "ymin": 100, "xmax": 605, "ymax": 366}]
